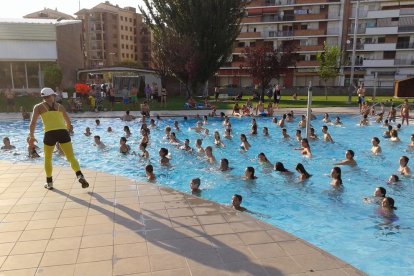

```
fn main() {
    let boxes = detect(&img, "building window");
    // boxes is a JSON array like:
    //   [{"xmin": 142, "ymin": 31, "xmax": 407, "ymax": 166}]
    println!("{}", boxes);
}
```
[
  {"xmin": 122, "ymin": 53, "xmax": 125, "ymax": 58},
  {"xmin": 126, "ymin": 45, "xmax": 129, "ymax": 49},
  {"xmin": 391, "ymin": 17, "xmax": 399, "ymax": 22},
  {"xmin": 129, "ymin": 18, "xmax": 132, "ymax": 23},
  {"xmin": 129, "ymin": 27, "xmax": 132, "ymax": 32},
  {"xmin": 126, "ymin": 53, "xmax": 129, "ymax": 58},
  {"xmin": 121, "ymin": 44, "xmax": 124, "ymax": 49},
  {"xmin": 113, "ymin": 43, "xmax": 118, "ymax": 48},
  {"xmin": 121, "ymin": 25, "xmax": 123, "ymax": 30},
  {"xmin": 121, "ymin": 35, "xmax": 124, "ymax": 39},
  {"xmin": 120, "ymin": 16, "xmax": 123, "ymax": 21}
]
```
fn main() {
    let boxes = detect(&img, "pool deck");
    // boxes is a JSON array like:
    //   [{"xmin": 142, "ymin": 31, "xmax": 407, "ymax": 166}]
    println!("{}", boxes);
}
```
[
  {"xmin": 0, "ymin": 106, "xmax": 360, "ymax": 120},
  {"xmin": 0, "ymin": 161, "xmax": 364, "ymax": 276}
]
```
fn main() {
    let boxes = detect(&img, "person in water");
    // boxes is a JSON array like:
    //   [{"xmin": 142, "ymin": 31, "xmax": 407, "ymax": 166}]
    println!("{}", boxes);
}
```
[
  {"xmin": 244, "ymin": 166, "xmax": 257, "ymax": 180},
  {"xmin": 232, "ymin": 194, "xmax": 247, "ymax": 212},
  {"xmin": 371, "ymin": 137, "xmax": 382, "ymax": 155},
  {"xmin": 387, "ymin": 174, "xmax": 400, "ymax": 184},
  {"xmin": 295, "ymin": 138, "xmax": 312, "ymax": 158},
  {"xmin": 364, "ymin": 187, "xmax": 386, "ymax": 204},
  {"xmin": 335, "ymin": 150, "xmax": 357, "ymax": 166},
  {"xmin": 159, "ymin": 147, "xmax": 170, "ymax": 165},
  {"xmin": 240, "ymin": 134, "xmax": 251, "ymax": 151},
  {"xmin": 258, "ymin": 153, "xmax": 271, "ymax": 165},
  {"xmin": 322, "ymin": 125, "xmax": 334, "ymax": 143},
  {"xmin": 399, "ymin": 155, "xmax": 411, "ymax": 176},
  {"xmin": 295, "ymin": 163, "xmax": 311, "ymax": 181},
  {"xmin": 28, "ymin": 87, "xmax": 89, "ymax": 190},
  {"xmin": 119, "ymin": 137, "xmax": 130, "ymax": 154},
  {"xmin": 219, "ymin": 158, "xmax": 230, "ymax": 171},
  {"xmin": 94, "ymin": 135, "xmax": 106, "ymax": 149},
  {"xmin": 205, "ymin": 146, "xmax": 216, "ymax": 164},
  {"xmin": 190, "ymin": 178, "xmax": 202, "ymax": 195},
  {"xmin": 330, "ymin": 166, "xmax": 343, "ymax": 188},
  {"xmin": 145, "ymin": 164, "xmax": 156, "ymax": 181},
  {"xmin": 1, "ymin": 137, "xmax": 16, "ymax": 150},
  {"xmin": 274, "ymin": 162, "xmax": 292, "ymax": 174}
]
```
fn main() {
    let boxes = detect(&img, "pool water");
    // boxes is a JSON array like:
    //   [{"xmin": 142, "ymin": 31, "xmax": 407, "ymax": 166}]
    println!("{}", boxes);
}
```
[{"xmin": 1, "ymin": 115, "xmax": 413, "ymax": 275}]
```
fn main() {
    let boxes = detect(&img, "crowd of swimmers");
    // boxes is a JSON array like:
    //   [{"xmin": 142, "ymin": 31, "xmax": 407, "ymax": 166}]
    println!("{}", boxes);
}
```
[{"xmin": 2, "ymin": 98, "xmax": 412, "ymax": 217}]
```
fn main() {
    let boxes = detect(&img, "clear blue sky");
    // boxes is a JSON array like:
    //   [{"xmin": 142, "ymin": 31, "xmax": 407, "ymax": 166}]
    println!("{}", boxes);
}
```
[{"xmin": 2, "ymin": 0, "xmax": 145, "ymax": 18}]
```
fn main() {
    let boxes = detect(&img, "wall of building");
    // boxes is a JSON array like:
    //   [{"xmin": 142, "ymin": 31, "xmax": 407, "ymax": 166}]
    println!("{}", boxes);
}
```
[{"xmin": 56, "ymin": 23, "xmax": 85, "ymax": 89}]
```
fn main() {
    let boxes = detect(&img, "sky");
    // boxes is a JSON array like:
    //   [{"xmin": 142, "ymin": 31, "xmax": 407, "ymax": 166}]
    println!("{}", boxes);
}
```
[{"xmin": 1, "ymin": 0, "xmax": 146, "ymax": 18}]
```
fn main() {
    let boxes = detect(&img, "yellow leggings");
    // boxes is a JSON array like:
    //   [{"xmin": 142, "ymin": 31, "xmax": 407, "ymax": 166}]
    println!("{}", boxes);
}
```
[{"xmin": 44, "ymin": 142, "xmax": 80, "ymax": 178}]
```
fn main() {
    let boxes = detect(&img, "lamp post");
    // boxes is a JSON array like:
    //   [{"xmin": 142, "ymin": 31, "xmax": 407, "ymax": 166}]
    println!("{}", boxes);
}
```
[{"xmin": 347, "ymin": 0, "xmax": 360, "ymax": 103}]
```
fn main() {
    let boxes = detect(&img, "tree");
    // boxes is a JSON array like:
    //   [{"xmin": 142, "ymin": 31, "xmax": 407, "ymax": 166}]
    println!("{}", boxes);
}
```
[
  {"xmin": 43, "ymin": 64, "xmax": 63, "ymax": 89},
  {"xmin": 140, "ymin": 0, "xmax": 244, "ymax": 98},
  {"xmin": 317, "ymin": 42, "xmax": 341, "ymax": 101},
  {"xmin": 244, "ymin": 44, "xmax": 297, "ymax": 102}
]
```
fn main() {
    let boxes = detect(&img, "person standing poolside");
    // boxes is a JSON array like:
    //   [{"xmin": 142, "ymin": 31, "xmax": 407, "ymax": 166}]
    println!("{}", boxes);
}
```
[
  {"xmin": 145, "ymin": 84, "xmax": 152, "ymax": 102},
  {"xmin": 160, "ymin": 86, "xmax": 167, "ymax": 107},
  {"xmin": 130, "ymin": 84, "xmax": 138, "ymax": 108},
  {"xmin": 28, "ymin": 87, "xmax": 89, "ymax": 190},
  {"xmin": 4, "ymin": 87, "xmax": 16, "ymax": 112},
  {"xmin": 357, "ymin": 83, "xmax": 365, "ymax": 113},
  {"xmin": 401, "ymin": 99, "xmax": 410, "ymax": 126},
  {"xmin": 121, "ymin": 85, "xmax": 130, "ymax": 107}
]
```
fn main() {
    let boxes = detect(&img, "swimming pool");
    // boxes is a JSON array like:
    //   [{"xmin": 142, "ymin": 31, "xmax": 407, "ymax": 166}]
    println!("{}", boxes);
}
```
[{"xmin": 1, "ymin": 114, "xmax": 413, "ymax": 275}]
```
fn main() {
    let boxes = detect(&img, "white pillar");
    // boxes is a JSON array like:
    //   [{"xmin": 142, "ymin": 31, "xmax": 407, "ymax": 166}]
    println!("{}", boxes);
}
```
[{"xmin": 305, "ymin": 81, "xmax": 312, "ymax": 139}]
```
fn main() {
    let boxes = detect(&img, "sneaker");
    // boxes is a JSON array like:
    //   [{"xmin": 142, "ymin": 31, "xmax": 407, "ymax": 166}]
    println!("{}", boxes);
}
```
[
  {"xmin": 78, "ymin": 175, "xmax": 89, "ymax": 188},
  {"xmin": 44, "ymin": 182, "xmax": 53, "ymax": 190}
]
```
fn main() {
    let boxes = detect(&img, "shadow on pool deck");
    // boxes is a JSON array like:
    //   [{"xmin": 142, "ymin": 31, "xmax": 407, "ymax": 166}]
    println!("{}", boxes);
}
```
[{"xmin": 51, "ymin": 188, "xmax": 282, "ymax": 275}]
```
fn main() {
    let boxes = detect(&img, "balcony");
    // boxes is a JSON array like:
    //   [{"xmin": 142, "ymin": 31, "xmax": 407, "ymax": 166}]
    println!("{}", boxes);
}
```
[
  {"xmin": 241, "ymin": 16, "xmax": 261, "ymax": 23},
  {"xmin": 298, "ymin": 45, "xmax": 323, "ymax": 51},
  {"xmin": 366, "ymin": 26, "xmax": 398, "ymax": 35},
  {"xmin": 262, "ymin": 14, "xmax": 295, "ymax": 22},
  {"xmin": 362, "ymin": 59, "xmax": 394, "ymax": 67},
  {"xmin": 264, "ymin": 0, "xmax": 296, "ymax": 5},
  {"xmin": 399, "ymin": 26, "xmax": 414, "ymax": 33},
  {"xmin": 400, "ymin": 8, "xmax": 414, "ymax": 15},
  {"xmin": 296, "ymin": 0, "xmax": 328, "ymax": 4},
  {"xmin": 396, "ymin": 42, "xmax": 414, "ymax": 49},
  {"xmin": 294, "ymin": 29, "xmax": 326, "ymax": 36},
  {"xmin": 296, "ymin": 60, "xmax": 319, "ymax": 67},
  {"xmin": 268, "ymin": 30, "xmax": 294, "ymax": 37},
  {"xmin": 363, "ymin": 43, "xmax": 396, "ymax": 51},
  {"xmin": 367, "ymin": 10, "xmax": 399, "ymax": 19},
  {"xmin": 238, "ymin": 32, "xmax": 262, "ymax": 39},
  {"xmin": 295, "ymin": 13, "xmax": 327, "ymax": 21},
  {"xmin": 395, "ymin": 59, "xmax": 414, "ymax": 65}
]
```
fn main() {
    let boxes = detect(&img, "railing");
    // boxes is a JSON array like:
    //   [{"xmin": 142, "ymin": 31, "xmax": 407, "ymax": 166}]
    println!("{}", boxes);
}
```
[
  {"xmin": 399, "ymin": 26, "xmax": 414, "ymax": 32},
  {"xmin": 295, "ymin": 13, "xmax": 327, "ymax": 21},
  {"xmin": 264, "ymin": 0, "xmax": 296, "ymax": 5},
  {"xmin": 298, "ymin": 45, "xmax": 324, "ymax": 51},
  {"xmin": 395, "ymin": 59, "xmax": 414, "ymax": 65},
  {"xmin": 348, "ymin": 27, "xmax": 366, "ymax": 34},
  {"xmin": 400, "ymin": 8, "xmax": 414, "ymax": 15},
  {"xmin": 294, "ymin": 29, "xmax": 326, "ymax": 36},
  {"xmin": 396, "ymin": 42, "xmax": 414, "ymax": 49},
  {"xmin": 268, "ymin": 30, "xmax": 293, "ymax": 37},
  {"xmin": 262, "ymin": 14, "xmax": 295, "ymax": 22}
]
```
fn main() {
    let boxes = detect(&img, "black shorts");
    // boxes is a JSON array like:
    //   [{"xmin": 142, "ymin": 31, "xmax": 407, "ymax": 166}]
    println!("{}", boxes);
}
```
[{"xmin": 43, "ymin": 129, "xmax": 71, "ymax": 146}]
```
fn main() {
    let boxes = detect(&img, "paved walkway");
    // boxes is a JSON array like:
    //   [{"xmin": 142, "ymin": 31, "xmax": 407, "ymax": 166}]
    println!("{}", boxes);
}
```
[
  {"xmin": 0, "ymin": 107, "xmax": 360, "ymax": 120},
  {"xmin": 0, "ymin": 161, "xmax": 364, "ymax": 276}
]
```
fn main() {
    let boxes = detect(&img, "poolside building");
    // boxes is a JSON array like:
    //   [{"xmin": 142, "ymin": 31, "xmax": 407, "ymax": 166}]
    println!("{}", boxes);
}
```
[
  {"xmin": 75, "ymin": 1, "xmax": 152, "ymax": 70},
  {"xmin": 0, "ymin": 18, "xmax": 84, "ymax": 91}
]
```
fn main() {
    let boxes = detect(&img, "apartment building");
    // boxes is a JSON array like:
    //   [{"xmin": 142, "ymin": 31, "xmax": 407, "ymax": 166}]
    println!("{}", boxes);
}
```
[
  {"xmin": 217, "ymin": 0, "xmax": 344, "ymax": 88},
  {"xmin": 75, "ymin": 1, "xmax": 152, "ymax": 69},
  {"xmin": 345, "ymin": 0, "xmax": 414, "ymax": 88}
]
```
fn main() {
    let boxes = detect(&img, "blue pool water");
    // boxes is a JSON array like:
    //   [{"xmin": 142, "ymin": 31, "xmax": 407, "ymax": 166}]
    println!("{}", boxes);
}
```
[{"xmin": 1, "ymin": 114, "xmax": 413, "ymax": 275}]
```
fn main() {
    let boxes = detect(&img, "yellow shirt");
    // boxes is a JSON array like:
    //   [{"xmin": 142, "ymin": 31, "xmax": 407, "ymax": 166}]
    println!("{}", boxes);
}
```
[{"xmin": 40, "ymin": 103, "xmax": 67, "ymax": 132}]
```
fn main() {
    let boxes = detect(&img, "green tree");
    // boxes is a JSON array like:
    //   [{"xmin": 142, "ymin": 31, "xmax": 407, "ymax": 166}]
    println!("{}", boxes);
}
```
[
  {"xmin": 317, "ymin": 42, "xmax": 341, "ymax": 101},
  {"xmin": 140, "ymin": 0, "xmax": 244, "ymax": 98},
  {"xmin": 43, "ymin": 64, "xmax": 63, "ymax": 88}
]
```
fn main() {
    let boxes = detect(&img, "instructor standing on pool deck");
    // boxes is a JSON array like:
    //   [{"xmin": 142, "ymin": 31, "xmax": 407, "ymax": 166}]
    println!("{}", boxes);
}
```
[{"xmin": 28, "ymin": 87, "xmax": 89, "ymax": 190}]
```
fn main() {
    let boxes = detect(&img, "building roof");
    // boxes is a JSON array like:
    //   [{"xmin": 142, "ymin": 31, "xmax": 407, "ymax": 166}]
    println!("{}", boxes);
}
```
[
  {"xmin": 24, "ymin": 8, "xmax": 74, "ymax": 20},
  {"xmin": 75, "ymin": 1, "xmax": 139, "ymax": 16},
  {"xmin": 0, "ymin": 18, "xmax": 81, "ymax": 26}
]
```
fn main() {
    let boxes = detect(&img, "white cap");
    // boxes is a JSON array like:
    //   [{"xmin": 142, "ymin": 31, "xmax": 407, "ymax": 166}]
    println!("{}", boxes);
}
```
[{"xmin": 40, "ymin": 87, "xmax": 57, "ymax": 97}]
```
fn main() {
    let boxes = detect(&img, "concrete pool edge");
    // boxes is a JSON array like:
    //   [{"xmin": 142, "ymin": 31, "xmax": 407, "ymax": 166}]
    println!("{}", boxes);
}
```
[
  {"xmin": 0, "ymin": 106, "xmax": 361, "ymax": 120},
  {"xmin": 0, "ymin": 161, "xmax": 365, "ymax": 275}
]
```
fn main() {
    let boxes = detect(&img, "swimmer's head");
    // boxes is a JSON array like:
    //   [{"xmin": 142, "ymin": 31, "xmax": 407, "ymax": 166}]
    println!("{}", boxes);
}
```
[
  {"xmin": 205, "ymin": 146, "xmax": 213, "ymax": 155},
  {"xmin": 322, "ymin": 125, "xmax": 328, "ymax": 133},
  {"xmin": 95, "ymin": 119, "xmax": 100, "ymax": 125},
  {"xmin": 388, "ymin": 175, "xmax": 399, "ymax": 183},
  {"xmin": 400, "ymin": 156, "xmax": 409, "ymax": 167},
  {"xmin": 301, "ymin": 138, "xmax": 310, "ymax": 148},
  {"xmin": 258, "ymin": 153, "xmax": 267, "ymax": 162},
  {"xmin": 275, "ymin": 162, "xmax": 288, "ymax": 172},
  {"xmin": 296, "ymin": 129, "xmax": 301, "ymax": 135},
  {"xmin": 3, "ymin": 137, "xmax": 10, "ymax": 145},
  {"xmin": 240, "ymin": 134, "xmax": 247, "ymax": 141},
  {"xmin": 94, "ymin": 135, "xmax": 100, "ymax": 142},
  {"xmin": 145, "ymin": 164, "xmax": 153, "ymax": 173},
  {"xmin": 190, "ymin": 178, "xmax": 201, "ymax": 191},
  {"xmin": 107, "ymin": 127, "xmax": 112, "ymax": 132},
  {"xmin": 331, "ymin": 166, "xmax": 342, "ymax": 180},
  {"xmin": 220, "ymin": 158, "xmax": 229, "ymax": 169},
  {"xmin": 165, "ymin": 126, "xmax": 171, "ymax": 133},
  {"xmin": 232, "ymin": 194, "xmax": 243, "ymax": 207},
  {"xmin": 120, "ymin": 137, "xmax": 127, "ymax": 144},
  {"xmin": 346, "ymin": 150, "xmax": 355, "ymax": 159},
  {"xmin": 126, "ymin": 110, "xmax": 130, "ymax": 115},
  {"xmin": 372, "ymin": 137, "xmax": 380, "ymax": 145},
  {"xmin": 124, "ymin": 126, "xmax": 130, "ymax": 132},
  {"xmin": 196, "ymin": 139, "xmax": 203, "ymax": 146},
  {"xmin": 381, "ymin": 197, "xmax": 396, "ymax": 210},
  {"xmin": 245, "ymin": 166, "xmax": 255, "ymax": 179},
  {"xmin": 159, "ymin": 147, "xmax": 168, "ymax": 157},
  {"xmin": 184, "ymin": 139, "xmax": 190, "ymax": 146},
  {"xmin": 374, "ymin": 187, "xmax": 386, "ymax": 197}
]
